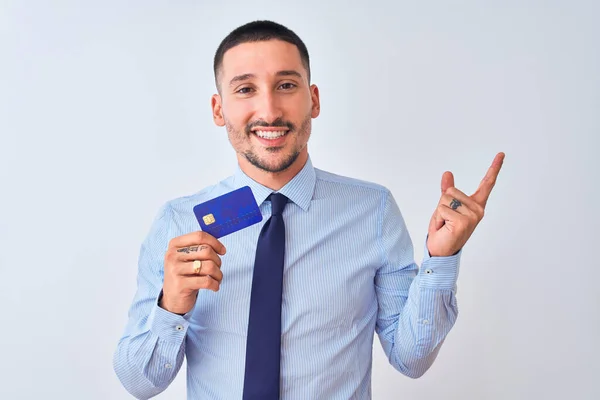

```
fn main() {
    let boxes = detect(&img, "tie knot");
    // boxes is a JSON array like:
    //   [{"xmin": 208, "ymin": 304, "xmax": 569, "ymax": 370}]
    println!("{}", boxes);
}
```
[{"xmin": 268, "ymin": 193, "xmax": 288, "ymax": 216}]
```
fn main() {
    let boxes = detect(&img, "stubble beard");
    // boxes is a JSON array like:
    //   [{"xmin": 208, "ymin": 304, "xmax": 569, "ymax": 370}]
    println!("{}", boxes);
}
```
[{"xmin": 226, "ymin": 113, "xmax": 312, "ymax": 174}]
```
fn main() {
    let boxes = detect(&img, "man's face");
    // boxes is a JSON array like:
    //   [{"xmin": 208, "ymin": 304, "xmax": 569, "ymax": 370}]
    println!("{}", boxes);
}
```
[{"xmin": 211, "ymin": 40, "xmax": 320, "ymax": 174}]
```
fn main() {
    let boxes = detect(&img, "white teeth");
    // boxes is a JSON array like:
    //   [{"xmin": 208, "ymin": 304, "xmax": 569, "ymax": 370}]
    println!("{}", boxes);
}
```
[{"xmin": 254, "ymin": 130, "xmax": 287, "ymax": 139}]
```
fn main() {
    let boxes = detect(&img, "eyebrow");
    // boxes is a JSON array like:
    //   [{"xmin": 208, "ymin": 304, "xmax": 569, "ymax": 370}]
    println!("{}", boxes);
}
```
[{"xmin": 228, "ymin": 70, "xmax": 303, "ymax": 87}]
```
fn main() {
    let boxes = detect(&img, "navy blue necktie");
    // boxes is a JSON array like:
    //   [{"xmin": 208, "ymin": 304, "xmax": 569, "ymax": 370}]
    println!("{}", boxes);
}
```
[{"xmin": 243, "ymin": 193, "xmax": 288, "ymax": 400}]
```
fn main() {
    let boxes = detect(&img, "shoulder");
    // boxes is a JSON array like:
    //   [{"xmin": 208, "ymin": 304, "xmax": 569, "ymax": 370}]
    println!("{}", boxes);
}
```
[{"xmin": 314, "ymin": 167, "xmax": 391, "ymax": 199}]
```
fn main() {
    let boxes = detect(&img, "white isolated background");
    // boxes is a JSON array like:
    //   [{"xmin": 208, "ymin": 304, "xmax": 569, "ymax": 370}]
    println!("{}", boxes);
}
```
[{"xmin": 1, "ymin": 1, "xmax": 598, "ymax": 399}]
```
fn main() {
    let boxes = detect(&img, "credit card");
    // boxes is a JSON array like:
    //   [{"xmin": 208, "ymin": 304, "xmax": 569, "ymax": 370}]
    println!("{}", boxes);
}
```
[{"xmin": 192, "ymin": 186, "xmax": 263, "ymax": 238}]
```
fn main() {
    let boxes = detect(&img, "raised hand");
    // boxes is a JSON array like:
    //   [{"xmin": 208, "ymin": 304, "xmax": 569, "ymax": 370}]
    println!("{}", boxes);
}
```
[{"xmin": 426, "ymin": 152, "xmax": 505, "ymax": 257}]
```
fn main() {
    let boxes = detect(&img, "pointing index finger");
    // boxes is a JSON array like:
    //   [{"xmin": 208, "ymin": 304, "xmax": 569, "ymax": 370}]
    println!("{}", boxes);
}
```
[{"xmin": 471, "ymin": 152, "xmax": 505, "ymax": 207}]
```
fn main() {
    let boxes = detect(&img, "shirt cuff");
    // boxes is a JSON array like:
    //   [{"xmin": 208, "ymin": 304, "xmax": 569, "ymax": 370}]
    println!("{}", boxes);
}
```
[
  {"xmin": 147, "ymin": 291, "xmax": 194, "ymax": 343},
  {"xmin": 419, "ymin": 238, "xmax": 461, "ymax": 290}
]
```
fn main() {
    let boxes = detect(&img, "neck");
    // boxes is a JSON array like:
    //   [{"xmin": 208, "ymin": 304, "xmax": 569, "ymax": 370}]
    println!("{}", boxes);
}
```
[{"xmin": 237, "ymin": 151, "xmax": 308, "ymax": 191}]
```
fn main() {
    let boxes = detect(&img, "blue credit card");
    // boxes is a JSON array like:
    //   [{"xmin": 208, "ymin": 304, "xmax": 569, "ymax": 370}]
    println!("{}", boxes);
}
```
[{"xmin": 192, "ymin": 186, "xmax": 263, "ymax": 238}]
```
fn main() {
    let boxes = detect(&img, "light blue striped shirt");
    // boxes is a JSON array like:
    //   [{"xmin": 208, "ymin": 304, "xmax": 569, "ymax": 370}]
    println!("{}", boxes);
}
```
[{"xmin": 113, "ymin": 156, "xmax": 461, "ymax": 399}]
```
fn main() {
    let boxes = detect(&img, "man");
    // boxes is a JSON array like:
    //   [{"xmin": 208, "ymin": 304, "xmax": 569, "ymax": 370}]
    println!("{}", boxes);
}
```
[{"xmin": 113, "ymin": 20, "xmax": 504, "ymax": 399}]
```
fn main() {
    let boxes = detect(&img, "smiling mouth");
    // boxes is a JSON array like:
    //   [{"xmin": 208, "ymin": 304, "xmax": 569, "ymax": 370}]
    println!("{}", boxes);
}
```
[{"xmin": 252, "ymin": 129, "xmax": 289, "ymax": 139}]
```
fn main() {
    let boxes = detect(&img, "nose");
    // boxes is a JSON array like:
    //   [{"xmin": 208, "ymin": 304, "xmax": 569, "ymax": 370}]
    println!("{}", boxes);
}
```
[{"xmin": 254, "ymin": 91, "xmax": 283, "ymax": 124}]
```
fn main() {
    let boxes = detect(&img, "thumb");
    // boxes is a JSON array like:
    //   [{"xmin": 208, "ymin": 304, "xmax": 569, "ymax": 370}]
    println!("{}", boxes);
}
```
[{"xmin": 441, "ymin": 171, "xmax": 455, "ymax": 194}]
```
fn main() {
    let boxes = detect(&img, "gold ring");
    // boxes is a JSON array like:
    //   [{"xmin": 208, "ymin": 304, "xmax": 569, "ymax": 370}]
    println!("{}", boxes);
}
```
[{"xmin": 193, "ymin": 260, "xmax": 202, "ymax": 274}]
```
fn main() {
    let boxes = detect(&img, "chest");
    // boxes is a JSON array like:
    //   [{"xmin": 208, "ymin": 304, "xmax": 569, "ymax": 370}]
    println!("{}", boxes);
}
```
[{"xmin": 188, "ymin": 201, "xmax": 381, "ymax": 335}]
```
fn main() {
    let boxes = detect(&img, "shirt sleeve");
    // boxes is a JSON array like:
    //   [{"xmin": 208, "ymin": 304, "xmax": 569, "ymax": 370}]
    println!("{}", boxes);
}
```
[
  {"xmin": 374, "ymin": 190, "xmax": 460, "ymax": 378},
  {"xmin": 113, "ymin": 203, "xmax": 194, "ymax": 399}
]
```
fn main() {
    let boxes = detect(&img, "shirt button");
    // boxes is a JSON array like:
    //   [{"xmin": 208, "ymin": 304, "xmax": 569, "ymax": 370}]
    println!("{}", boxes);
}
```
[
  {"xmin": 422, "ymin": 319, "xmax": 430, "ymax": 325},
  {"xmin": 165, "ymin": 363, "xmax": 172, "ymax": 369},
  {"xmin": 175, "ymin": 325, "xmax": 184, "ymax": 331},
  {"xmin": 425, "ymin": 269, "xmax": 433, "ymax": 274}
]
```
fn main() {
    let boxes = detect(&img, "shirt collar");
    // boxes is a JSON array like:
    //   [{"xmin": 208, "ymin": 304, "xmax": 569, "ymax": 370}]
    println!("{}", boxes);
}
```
[{"xmin": 232, "ymin": 155, "xmax": 316, "ymax": 212}]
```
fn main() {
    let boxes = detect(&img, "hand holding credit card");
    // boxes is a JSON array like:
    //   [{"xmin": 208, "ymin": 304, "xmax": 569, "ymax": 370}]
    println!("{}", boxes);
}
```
[{"xmin": 193, "ymin": 186, "xmax": 263, "ymax": 238}]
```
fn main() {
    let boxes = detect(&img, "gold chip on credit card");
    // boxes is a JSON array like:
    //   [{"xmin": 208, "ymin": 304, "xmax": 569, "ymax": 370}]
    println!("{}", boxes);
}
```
[{"xmin": 203, "ymin": 214, "xmax": 216, "ymax": 225}]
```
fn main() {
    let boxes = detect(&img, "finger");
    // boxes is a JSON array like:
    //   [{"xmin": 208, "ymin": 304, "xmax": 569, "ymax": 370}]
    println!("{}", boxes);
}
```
[
  {"xmin": 429, "ymin": 193, "xmax": 464, "ymax": 234},
  {"xmin": 184, "ymin": 275, "xmax": 220, "ymax": 292},
  {"xmin": 179, "ymin": 259, "xmax": 224, "ymax": 282},
  {"xmin": 441, "ymin": 171, "xmax": 455, "ymax": 194},
  {"xmin": 444, "ymin": 188, "xmax": 484, "ymax": 219},
  {"xmin": 440, "ymin": 194, "xmax": 478, "ymax": 221},
  {"xmin": 471, "ymin": 152, "xmax": 505, "ymax": 207},
  {"xmin": 428, "ymin": 208, "xmax": 446, "ymax": 234},
  {"xmin": 169, "ymin": 231, "xmax": 227, "ymax": 255},
  {"xmin": 436, "ymin": 204, "xmax": 462, "ymax": 229},
  {"xmin": 176, "ymin": 244, "xmax": 222, "ymax": 268}
]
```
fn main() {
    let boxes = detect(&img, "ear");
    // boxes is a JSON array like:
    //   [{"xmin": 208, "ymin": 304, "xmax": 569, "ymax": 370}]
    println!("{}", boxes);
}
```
[
  {"xmin": 310, "ymin": 84, "xmax": 320, "ymax": 118},
  {"xmin": 211, "ymin": 94, "xmax": 225, "ymax": 127}
]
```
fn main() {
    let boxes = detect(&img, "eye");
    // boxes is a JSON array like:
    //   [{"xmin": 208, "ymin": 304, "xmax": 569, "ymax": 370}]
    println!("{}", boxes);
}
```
[
  {"xmin": 236, "ymin": 87, "xmax": 254, "ymax": 94},
  {"xmin": 279, "ymin": 82, "xmax": 297, "ymax": 90}
]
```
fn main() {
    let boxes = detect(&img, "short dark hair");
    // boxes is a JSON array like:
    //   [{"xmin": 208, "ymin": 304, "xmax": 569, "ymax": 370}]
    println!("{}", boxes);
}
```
[{"xmin": 213, "ymin": 20, "xmax": 311, "ymax": 91}]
